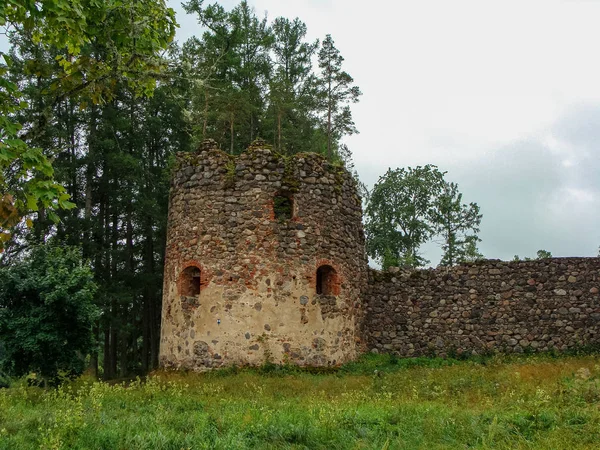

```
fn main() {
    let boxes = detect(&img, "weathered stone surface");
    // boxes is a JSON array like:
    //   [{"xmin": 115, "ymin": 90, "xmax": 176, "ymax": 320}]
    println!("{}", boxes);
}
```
[
  {"xmin": 159, "ymin": 142, "xmax": 600, "ymax": 370},
  {"xmin": 363, "ymin": 258, "xmax": 600, "ymax": 357},
  {"xmin": 160, "ymin": 142, "xmax": 368, "ymax": 370}
]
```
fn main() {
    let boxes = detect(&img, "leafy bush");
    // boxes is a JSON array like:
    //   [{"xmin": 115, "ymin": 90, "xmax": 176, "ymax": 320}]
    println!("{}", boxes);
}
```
[{"xmin": 0, "ymin": 245, "xmax": 98, "ymax": 383}]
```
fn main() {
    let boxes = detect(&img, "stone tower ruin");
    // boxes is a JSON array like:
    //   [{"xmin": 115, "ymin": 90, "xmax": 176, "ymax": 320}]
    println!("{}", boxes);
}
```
[{"xmin": 159, "ymin": 139, "xmax": 368, "ymax": 370}]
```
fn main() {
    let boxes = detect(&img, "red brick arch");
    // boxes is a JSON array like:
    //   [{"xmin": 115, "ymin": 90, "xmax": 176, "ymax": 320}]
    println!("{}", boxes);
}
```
[
  {"xmin": 312, "ymin": 259, "xmax": 342, "ymax": 296},
  {"xmin": 177, "ymin": 261, "xmax": 209, "ymax": 296}
]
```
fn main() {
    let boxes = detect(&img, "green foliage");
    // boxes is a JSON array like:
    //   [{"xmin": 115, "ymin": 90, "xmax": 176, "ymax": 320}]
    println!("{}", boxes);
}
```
[
  {"xmin": 365, "ymin": 165, "xmax": 446, "ymax": 268},
  {"xmin": 0, "ymin": 54, "xmax": 73, "ymax": 250},
  {"xmin": 183, "ymin": 0, "xmax": 274, "ymax": 154},
  {"xmin": 0, "ymin": 245, "xmax": 98, "ymax": 382},
  {"xmin": 2, "ymin": 355, "xmax": 600, "ymax": 448},
  {"xmin": 224, "ymin": 158, "xmax": 236, "ymax": 188},
  {"xmin": 2, "ymin": 0, "xmax": 176, "ymax": 100},
  {"xmin": 181, "ymin": 2, "xmax": 361, "ymax": 163},
  {"xmin": 316, "ymin": 34, "xmax": 362, "ymax": 159},
  {"xmin": 0, "ymin": 0, "xmax": 176, "ymax": 249},
  {"xmin": 366, "ymin": 165, "xmax": 483, "ymax": 268},
  {"xmin": 537, "ymin": 249, "xmax": 553, "ymax": 259},
  {"xmin": 4, "ymin": 20, "xmax": 191, "ymax": 376},
  {"xmin": 273, "ymin": 195, "xmax": 293, "ymax": 221},
  {"xmin": 432, "ymin": 181, "xmax": 483, "ymax": 266},
  {"xmin": 461, "ymin": 238, "xmax": 485, "ymax": 263},
  {"xmin": 269, "ymin": 17, "xmax": 319, "ymax": 154},
  {"xmin": 514, "ymin": 250, "xmax": 553, "ymax": 262}
]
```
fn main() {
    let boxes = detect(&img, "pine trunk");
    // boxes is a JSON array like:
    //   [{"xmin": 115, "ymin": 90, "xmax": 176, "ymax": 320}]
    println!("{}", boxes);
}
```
[
  {"xmin": 230, "ymin": 113, "xmax": 234, "ymax": 154},
  {"xmin": 277, "ymin": 109, "xmax": 282, "ymax": 153}
]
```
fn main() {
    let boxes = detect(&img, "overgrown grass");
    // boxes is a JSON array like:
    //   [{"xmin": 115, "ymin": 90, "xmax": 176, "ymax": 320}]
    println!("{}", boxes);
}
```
[{"xmin": 2, "ymin": 354, "xmax": 600, "ymax": 449}]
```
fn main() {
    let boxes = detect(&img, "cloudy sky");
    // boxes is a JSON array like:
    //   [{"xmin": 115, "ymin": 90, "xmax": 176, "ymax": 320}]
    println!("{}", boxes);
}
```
[{"xmin": 170, "ymin": 0, "xmax": 600, "ymax": 265}]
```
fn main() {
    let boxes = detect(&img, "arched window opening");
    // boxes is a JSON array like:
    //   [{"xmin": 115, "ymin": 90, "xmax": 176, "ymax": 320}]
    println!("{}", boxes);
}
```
[
  {"xmin": 274, "ymin": 194, "xmax": 293, "ymax": 221},
  {"xmin": 180, "ymin": 266, "xmax": 201, "ymax": 297},
  {"xmin": 316, "ymin": 265, "xmax": 338, "ymax": 296}
]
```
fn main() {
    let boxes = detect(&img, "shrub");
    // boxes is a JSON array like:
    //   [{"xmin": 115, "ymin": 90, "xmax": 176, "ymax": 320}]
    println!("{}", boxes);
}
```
[{"xmin": 0, "ymin": 245, "xmax": 98, "ymax": 384}]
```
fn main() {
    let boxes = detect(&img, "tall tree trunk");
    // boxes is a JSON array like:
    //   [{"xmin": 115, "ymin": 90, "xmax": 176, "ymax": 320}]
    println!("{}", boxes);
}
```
[
  {"xmin": 142, "ymin": 286, "xmax": 150, "ymax": 373},
  {"xmin": 150, "ymin": 292, "xmax": 159, "ymax": 369},
  {"xmin": 69, "ymin": 99, "xmax": 77, "ymax": 204},
  {"xmin": 103, "ymin": 325, "xmax": 111, "ymax": 380},
  {"xmin": 119, "ymin": 310, "xmax": 128, "ymax": 378},
  {"xmin": 230, "ymin": 113, "xmax": 234, "ymax": 154},
  {"xmin": 202, "ymin": 90, "xmax": 209, "ymax": 139},
  {"xmin": 327, "ymin": 69, "xmax": 332, "ymax": 160},
  {"xmin": 90, "ymin": 324, "xmax": 99, "ymax": 378},
  {"xmin": 84, "ymin": 104, "xmax": 97, "ymax": 261},
  {"xmin": 277, "ymin": 109, "xmax": 282, "ymax": 153},
  {"xmin": 108, "ymin": 193, "xmax": 118, "ymax": 378},
  {"xmin": 109, "ymin": 301, "xmax": 118, "ymax": 378}
]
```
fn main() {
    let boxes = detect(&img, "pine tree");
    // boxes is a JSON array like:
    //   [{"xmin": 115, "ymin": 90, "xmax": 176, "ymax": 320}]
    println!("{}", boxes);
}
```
[
  {"xmin": 184, "ymin": 0, "xmax": 273, "ymax": 154},
  {"xmin": 268, "ymin": 17, "xmax": 318, "ymax": 154},
  {"xmin": 316, "ymin": 35, "xmax": 362, "ymax": 160}
]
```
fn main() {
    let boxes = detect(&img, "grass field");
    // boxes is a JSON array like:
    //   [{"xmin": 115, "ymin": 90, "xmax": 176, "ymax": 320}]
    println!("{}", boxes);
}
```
[{"xmin": 1, "ymin": 353, "xmax": 600, "ymax": 449}]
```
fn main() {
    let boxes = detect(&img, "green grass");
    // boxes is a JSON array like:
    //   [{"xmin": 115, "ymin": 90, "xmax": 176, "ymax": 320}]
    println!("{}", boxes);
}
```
[{"xmin": 2, "ymin": 354, "xmax": 600, "ymax": 449}]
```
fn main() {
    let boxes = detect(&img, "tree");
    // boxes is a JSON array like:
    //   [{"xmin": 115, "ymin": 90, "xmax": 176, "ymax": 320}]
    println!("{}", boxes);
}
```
[
  {"xmin": 365, "ymin": 165, "xmax": 483, "ymax": 268},
  {"xmin": 365, "ymin": 165, "xmax": 446, "ymax": 268},
  {"xmin": 183, "ymin": 0, "xmax": 273, "ymax": 154},
  {"xmin": 514, "ymin": 249, "xmax": 552, "ymax": 261},
  {"xmin": 0, "ymin": 0, "xmax": 176, "ymax": 249},
  {"xmin": 4, "ymin": 27, "xmax": 191, "ymax": 377},
  {"xmin": 461, "ymin": 238, "xmax": 484, "ymax": 263},
  {"xmin": 0, "ymin": 245, "xmax": 98, "ymax": 383},
  {"xmin": 536, "ymin": 249, "xmax": 552, "ymax": 259},
  {"xmin": 513, "ymin": 250, "xmax": 552, "ymax": 261},
  {"xmin": 269, "ymin": 17, "xmax": 318, "ymax": 154},
  {"xmin": 181, "ymin": 3, "xmax": 362, "ymax": 158},
  {"xmin": 432, "ymin": 182, "xmax": 482, "ymax": 266},
  {"xmin": 0, "ymin": 53, "xmax": 71, "ymax": 250},
  {"xmin": 316, "ymin": 34, "xmax": 361, "ymax": 160}
]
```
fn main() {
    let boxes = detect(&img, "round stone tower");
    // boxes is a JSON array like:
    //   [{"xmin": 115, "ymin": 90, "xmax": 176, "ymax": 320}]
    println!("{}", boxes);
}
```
[{"xmin": 159, "ymin": 139, "xmax": 368, "ymax": 370}]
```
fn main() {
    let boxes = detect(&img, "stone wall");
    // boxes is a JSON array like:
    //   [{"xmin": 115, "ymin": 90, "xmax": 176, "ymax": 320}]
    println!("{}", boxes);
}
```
[
  {"xmin": 364, "ymin": 258, "xmax": 600, "ymax": 356},
  {"xmin": 160, "ymin": 140, "xmax": 368, "ymax": 370}
]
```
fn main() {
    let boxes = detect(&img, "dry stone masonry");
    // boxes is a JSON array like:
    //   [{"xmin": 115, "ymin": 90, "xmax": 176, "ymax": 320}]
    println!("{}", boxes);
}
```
[
  {"xmin": 364, "ymin": 258, "xmax": 600, "ymax": 356},
  {"xmin": 161, "ymin": 139, "xmax": 600, "ymax": 370},
  {"xmin": 160, "ymin": 139, "xmax": 368, "ymax": 370}
]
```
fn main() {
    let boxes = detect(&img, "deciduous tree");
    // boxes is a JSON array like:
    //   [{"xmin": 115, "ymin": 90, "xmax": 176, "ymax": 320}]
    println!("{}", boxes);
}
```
[
  {"xmin": 365, "ymin": 166, "xmax": 483, "ymax": 268},
  {"xmin": 365, "ymin": 165, "xmax": 446, "ymax": 268},
  {"xmin": 0, "ymin": 245, "xmax": 98, "ymax": 383},
  {"xmin": 0, "ymin": 0, "xmax": 176, "ymax": 249}
]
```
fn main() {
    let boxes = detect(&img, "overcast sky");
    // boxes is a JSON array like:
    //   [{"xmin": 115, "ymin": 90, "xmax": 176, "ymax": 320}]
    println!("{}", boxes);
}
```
[{"xmin": 171, "ymin": 0, "xmax": 600, "ymax": 265}]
